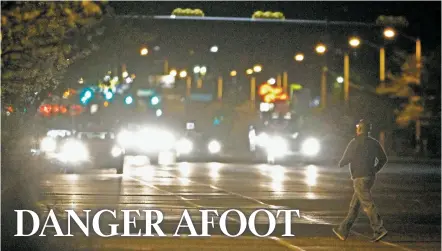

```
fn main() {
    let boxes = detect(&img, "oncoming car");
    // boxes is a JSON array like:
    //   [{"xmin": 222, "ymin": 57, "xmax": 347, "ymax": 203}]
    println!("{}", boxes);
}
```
[
  {"xmin": 175, "ymin": 122, "xmax": 224, "ymax": 161},
  {"xmin": 248, "ymin": 115, "xmax": 321, "ymax": 164},
  {"xmin": 116, "ymin": 123, "xmax": 177, "ymax": 165},
  {"xmin": 39, "ymin": 131, "xmax": 125, "ymax": 174}
]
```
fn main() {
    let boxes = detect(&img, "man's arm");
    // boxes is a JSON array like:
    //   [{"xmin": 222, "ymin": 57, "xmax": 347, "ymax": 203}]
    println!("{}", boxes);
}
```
[
  {"xmin": 339, "ymin": 139, "xmax": 355, "ymax": 167},
  {"xmin": 374, "ymin": 140, "xmax": 388, "ymax": 172}
]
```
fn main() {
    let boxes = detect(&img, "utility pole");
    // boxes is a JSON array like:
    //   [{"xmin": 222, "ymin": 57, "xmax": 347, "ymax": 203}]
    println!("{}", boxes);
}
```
[
  {"xmin": 344, "ymin": 53, "xmax": 350, "ymax": 105},
  {"xmin": 250, "ymin": 77, "xmax": 256, "ymax": 110},
  {"xmin": 217, "ymin": 76, "xmax": 223, "ymax": 101},
  {"xmin": 320, "ymin": 67, "xmax": 328, "ymax": 109}
]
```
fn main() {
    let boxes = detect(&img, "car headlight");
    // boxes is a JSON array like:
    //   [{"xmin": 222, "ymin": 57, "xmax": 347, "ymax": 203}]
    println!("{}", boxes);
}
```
[
  {"xmin": 266, "ymin": 136, "xmax": 289, "ymax": 156},
  {"xmin": 59, "ymin": 140, "xmax": 89, "ymax": 162},
  {"xmin": 301, "ymin": 138, "xmax": 320, "ymax": 156},
  {"xmin": 138, "ymin": 128, "xmax": 176, "ymax": 151},
  {"xmin": 117, "ymin": 130, "xmax": 132, "ymax": 147},
  {"xmin": 111, "ymin": 146, "xmax": 124, "ymax": 157},
  {"xmin": 208, "ymin": 140, "xmax": 221, "ymax": 154},
  {"xmin": 40, "ymin": 137, "xmax": 56, "ymax": 152},
  {"xmin": 176, "ymin": 138, "xmax": 193, "ymax": 154},
  {"xmin": 257, "ymin": 133, "xmax": 270, "ymax": 147}
]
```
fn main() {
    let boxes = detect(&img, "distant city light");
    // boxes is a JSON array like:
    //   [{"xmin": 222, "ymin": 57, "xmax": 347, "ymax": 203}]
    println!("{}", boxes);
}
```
[
  {"xmin": 122, "ymin": 71, "xmax": 129, "ymax": 78},
  {"xmin": 179, "ymin": 70, "xmax": 188, "ymax": 78},
  {"xmin": 230, "ymin": 70, "xmax": 237, "ymax": 77},
  {"xmin": 200, "ymin": 66, "xmax": 207, "ymax": 75},
  {"xmin": 337, "ymin": 76, "xmax": 344, "ymax": 83},
  {"xmin": 156, "ymin": 109, "xmax": 162, "ymax": 117},
  {"xmin": 140, "ymin": 47, "xmax": 148, "ymax": 55},
  {"xmin": 294, "ymin": 53, "xmax": 304, "ymax": 62},
  {"xmin": 253, "ymin": 65, "xmax": 262, "ymax": 73},
  {"xmin": 170, "ymin": 69, "xmax": 177, "ymax": 77},
  {"xmin": 383, "ymin": 27, "xmax": 396, "ymax": 39},
  {"xmin": 246, "ymin": 69, "xmax": 253, "ymax": 75},
  {"xmin": 105, "ymin": 92, "xmax": 113, "ymax": 100},
  {"xmin": 349, "ymin": 37, "xmax": 361, "ymax": 48},
  {"xmin": 193, "ymin": 66, "xmax": 201, "ymax": 74},
  {"xmin": 315, "ymin": 44, "xmax": 327, "ymax": 54},
  {"xmin": 125, "ymin": 77, "xmax": 133, "ymax": 84},
  {"xmin": 268, "ymin": 78, "xmax": 276, "ymax": 85},
  {"xmin": 210, "ymin": 46, "xmax": 219, "ymax": 53},
  {"xmin": 125, "ymin": 96, "xmax": 133, "ymax": 105}
]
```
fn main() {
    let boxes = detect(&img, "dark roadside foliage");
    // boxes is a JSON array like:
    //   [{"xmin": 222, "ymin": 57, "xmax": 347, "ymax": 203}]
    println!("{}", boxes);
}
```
[{"xmin": 1, "ymin": 115, "xmax": 79, "ymax": 251}]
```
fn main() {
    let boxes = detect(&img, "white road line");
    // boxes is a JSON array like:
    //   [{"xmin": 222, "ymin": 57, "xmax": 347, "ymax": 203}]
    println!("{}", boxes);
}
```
[
  {"xmin": 165, "ymin": 167, "xmax": 418, "ymax": 251},
  {"xmin": 351, "ymin": 231, "xmax": 417, "ymax": 251},
  {"xmin": 128, "ymin": 175, "xmax": 307, "ymax": 251}
]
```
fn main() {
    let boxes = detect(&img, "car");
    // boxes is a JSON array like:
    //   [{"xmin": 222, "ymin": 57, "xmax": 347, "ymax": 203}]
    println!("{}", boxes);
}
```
[
  {"xmin": 248, "ymin": 115, "xmax": 322, "ymax": 164},
  {"xmin": 116, "ymin": 123, "xmax": 178, "ymax": 165},
  {"xmin": 39, "ymin": 130, "xmax": 125, "ymax": 174},
  {"xmin": 175, "ymin": 123, "xmax": 224, "ymax": 161}
]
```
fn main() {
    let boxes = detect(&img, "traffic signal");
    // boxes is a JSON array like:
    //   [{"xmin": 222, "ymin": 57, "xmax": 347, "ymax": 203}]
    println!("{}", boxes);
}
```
[
  {"xmin": 80, "ymin": 88, "xmax": 94, "ymax": 105},
  {"xmin": 104, "ymin": 91, "xmax": 113, "ymax": 101},
  {"xmin": 124, "ymin": 95, "xmax": 133, "ymax": 105},
  {"xmin": 150, "ymin": 95, "xmax": 160, "ymax": 106}
]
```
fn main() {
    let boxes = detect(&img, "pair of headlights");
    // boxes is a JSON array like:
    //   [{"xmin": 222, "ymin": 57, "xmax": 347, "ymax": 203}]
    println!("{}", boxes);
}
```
[
  {"xmin": 257, "ymin": 133, "xmax": 320, "ymax": 157},
  {"xmin": 117, "ymin": 129, "xmax": 176, "ymax": 151},
  {"xmin": 176, "ymin": 138, "xmax": 222, "ymax": 155}
]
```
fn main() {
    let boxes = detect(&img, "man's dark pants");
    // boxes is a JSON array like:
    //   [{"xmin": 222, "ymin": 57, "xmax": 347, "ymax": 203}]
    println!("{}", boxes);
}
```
[{"xmin": 338, "ymin": 177, "xmax": 386, "ymax": 235}]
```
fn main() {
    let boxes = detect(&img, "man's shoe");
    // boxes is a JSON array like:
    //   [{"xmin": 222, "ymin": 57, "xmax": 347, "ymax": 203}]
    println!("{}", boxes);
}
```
[
  {"xmin": 332, "ymin": 228, "xmax": 347, "ymax": 241},
  {"xmin": 371, "ymin": 230, "xmax": 388, "ymax": 242}
]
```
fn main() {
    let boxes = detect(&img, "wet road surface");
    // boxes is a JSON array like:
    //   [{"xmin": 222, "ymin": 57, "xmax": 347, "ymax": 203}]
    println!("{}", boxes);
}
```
[{"xmin": 31, "ymin": 157, "xmax": 441, "ymax": 250}]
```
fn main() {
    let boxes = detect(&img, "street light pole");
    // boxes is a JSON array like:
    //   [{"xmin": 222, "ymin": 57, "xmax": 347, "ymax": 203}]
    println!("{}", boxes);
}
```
[
  {"xmin": 217, "ymin": 76, "xmax": 223, "ymax": 101},
  {"xmin": 320, "ymin": 67, "xmax": 328, "ymax": 109},
  {"xmin": 380, "ymin": 47, "xmax": 386, "ymax": 87},
  {"xmin": 344, "ymin": 52, "xmax": 350, "ymax": 104},
  {"xmin": 250, "ymin": 77, "xmax": 256, "ymax": 110},
  {"xmin": 277, "ymin": 74, "xmax": 282, "ymax": 87},
  {"xmin": 282, "ymin": 72, "xmax": 288, "ymax": 94},
  {"xmin": 186, "ymin": 76, "xmax": 192, "ymax": 97}
]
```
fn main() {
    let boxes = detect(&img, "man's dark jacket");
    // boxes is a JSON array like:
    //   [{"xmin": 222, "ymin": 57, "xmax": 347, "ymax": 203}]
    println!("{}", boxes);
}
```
[{"xmin": 339, "ymin": 135, "xmax": 388, "ymax": 179}]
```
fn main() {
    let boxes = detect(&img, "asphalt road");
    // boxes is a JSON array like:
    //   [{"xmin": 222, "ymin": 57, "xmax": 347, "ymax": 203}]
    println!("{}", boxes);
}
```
[{"xmin": 5, "ymin": 157, "xmax": 441, "ymax": 251}]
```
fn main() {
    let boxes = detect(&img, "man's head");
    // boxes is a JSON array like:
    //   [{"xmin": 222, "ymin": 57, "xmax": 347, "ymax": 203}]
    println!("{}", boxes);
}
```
[{"xmin": 356, "ymin": 119, "xmax": 371, "ymax": 136}]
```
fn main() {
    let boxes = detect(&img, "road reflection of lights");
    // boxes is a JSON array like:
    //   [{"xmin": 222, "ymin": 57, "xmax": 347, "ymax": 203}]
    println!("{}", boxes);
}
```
[
  {"xmin": 305, "ymin": 165, "xmax": 318, "ymax": 187},
  {"xmin": 271, "ymin": 180, "xmax": 284, "ymax": 195},
  {"xmin": 179, "ymin": 162, "xmax": 192, "ymax": 178},
  {"xmin": 209, "ymin": 162, "xmax": 222, "ymax": 181},
  {"xmin": 65, "ymin": 174, "xmax": 79, "ymax": 181},
  {"xmin": 180, "ymin": 177, "xmax": 191, "ymax": 186},
  {"xmin": 141, "ymin": 166, "xmax": 156, "ymax": 182},
  {"xmin": 306, "ymin": 192, "xmax": 317, "ymax": 200},
  {"xmin": 270, "ymin": 165, "xmax": 286, "ymax": 182}
]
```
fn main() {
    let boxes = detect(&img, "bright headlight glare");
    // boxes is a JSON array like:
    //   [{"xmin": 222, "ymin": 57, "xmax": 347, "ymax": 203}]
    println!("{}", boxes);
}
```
[
  {"xmin": 177, "ymin": 138, "xmax": 193, "ymax": 154},
  {"xmin": 117, "ymin": 130, "xmax": 132, "ymax": 146},
  {"xmin": 257, "ymin": 133, "xmax": 270, "ymax": 146},
  {"xmin": 208, "ymin": 140, "xmax": 221, "ymax": 154},
  {"xmin": 60, "ymin": 140, "xmax": 89, "ymax": 162},
  {"xmin": 267, "ymin": 136, "xmax": 289, "ymax": 156},
  {"xmin": 138, "ymin": 128, "xmax": 175, "ymax": 150},
  {"xmin": 301, "ymin": 138, "xmax": 320, "ymax": 156},
  {"xmin": 40, "ymin": 137, "xmax": 56, "ymax": 152},
  {"xmin": 111, "ymin": 146, "xmax": 123, "ymax": 157}
]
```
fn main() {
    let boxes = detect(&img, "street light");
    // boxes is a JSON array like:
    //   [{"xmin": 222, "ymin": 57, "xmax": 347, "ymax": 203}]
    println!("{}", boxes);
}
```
[
  {"xmin": 315, "ymin": 44, "xmax": 327, "ymax": 54},
  {"xmin": 268, "ymin": 78, "xmax": 276, "ymax": 85},
  {"xmin": 210, "ymin": 45, "xmax": 219, "ymax": 53},
  {"xmin": 200, "ymin": 66, "xmax": 207, "ymax": 75},
  {"xmin": 193, "ymin": 66, "xmax": 201, "ymax": 74},
  {"xmin": 246, "ymin": 68, "xmax": 254, "ymax": 75},
  {"xmin": 179, "ymin": 70, "xmax": 187, "ymax": 78},
  {"xmin": 294, "ymin": 53, "xmax": 304, "ymax": 62},
  {"xmin": 383, "ymin": 27, "xmax": 396, "ymax": 39},
  {"xmin": 337, "ymin": 76, "xmax": 344, "ymax": 83},
  {"xmin": 230, "ymin": 70, "xmax": 237, "ymax": 77},
  {"xmin": 140, "ymin": 47, "xmax": 148, "ymax": 56},
  {"xmin": 169, "ymin": 69, "xmax": 177, "ymax": 77},
  {"xmin": 349, "ymin": 37, "xmax": 361, "ymax": 48},
  {"xmin": 253, "ymin": 65, "xmax": 262, "ymax": 73},
  {"xmin": 78, "ymin": 78, "xmax": 84, "ymax": 84}
]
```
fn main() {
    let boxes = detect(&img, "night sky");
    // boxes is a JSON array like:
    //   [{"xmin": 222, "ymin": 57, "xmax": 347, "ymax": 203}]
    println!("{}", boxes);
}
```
[{"xmin": 110, "ymin": 1, "xmax": 441, "ymax": 50}]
